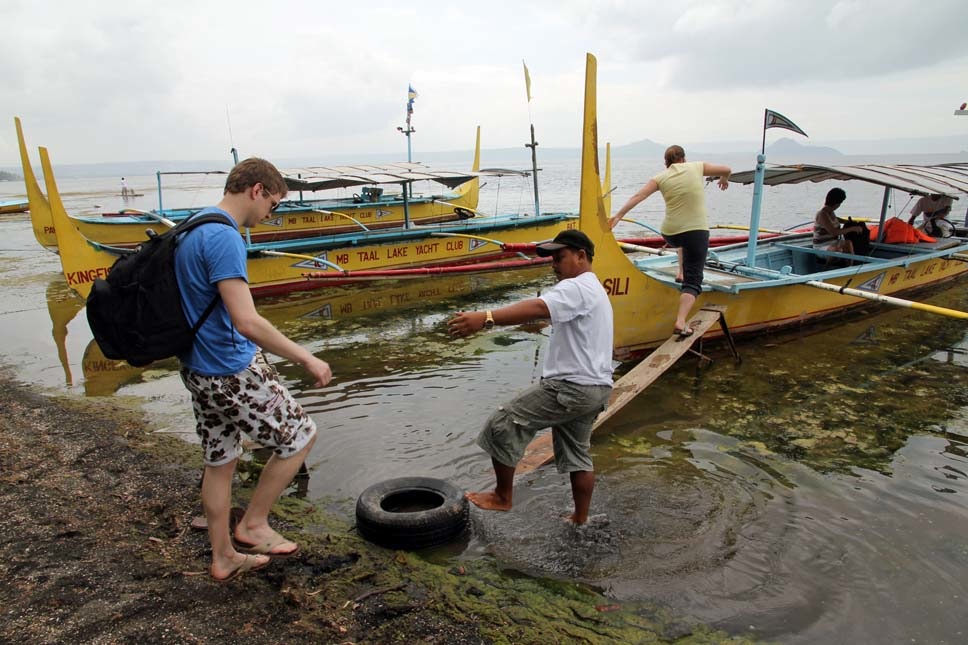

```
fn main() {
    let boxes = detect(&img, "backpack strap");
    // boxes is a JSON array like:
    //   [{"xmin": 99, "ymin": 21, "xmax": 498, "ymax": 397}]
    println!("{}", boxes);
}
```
[{"xmin": 174, "ymin": 211, "xmax": 238, "ymax": 332}]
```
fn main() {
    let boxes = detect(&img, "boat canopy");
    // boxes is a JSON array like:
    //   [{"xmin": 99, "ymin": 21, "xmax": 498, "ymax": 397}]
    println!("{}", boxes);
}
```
[
  {"xmin": 280, "ymin": 163, "xmax": 525, "ymax": 192},
  {"xmin": 729, "ymin": 163, "xmax": 968, "ymax": 199}
]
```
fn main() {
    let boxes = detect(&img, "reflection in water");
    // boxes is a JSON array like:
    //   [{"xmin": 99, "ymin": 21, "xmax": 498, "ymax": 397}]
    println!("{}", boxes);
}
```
[
  {"xmin": 45, "ymin": 280, "xmax": 84, "ymax": 385},
  {"xmin": 80, "ymin": 339, "xmax": 153, "ymax": 397},
  {"xmin": 45, "ymin": 279, "xmax": 148, "ymax": 396}
]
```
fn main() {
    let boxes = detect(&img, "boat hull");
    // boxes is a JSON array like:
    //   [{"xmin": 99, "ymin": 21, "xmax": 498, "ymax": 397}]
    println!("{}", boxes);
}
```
[
  {"xmin": 0, "ymin": 200, "xmax": 29, "ymax": 215},
  {"xmin": 606, "ymin": 256, "xmax": 968, "ymax": 359}
]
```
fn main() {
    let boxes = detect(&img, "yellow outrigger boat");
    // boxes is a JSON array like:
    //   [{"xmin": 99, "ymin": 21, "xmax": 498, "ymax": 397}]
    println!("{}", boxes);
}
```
[
  {"xmin": 27, "ymin": 138, "xmax": 580, "ymax": 298},
  {"xmin": 575, "ymin": 54, "xmax": 968, "ymax": 360},
  {"xmin": 15, "ymin": 117, "xmax": 487, "ymax": 250}
]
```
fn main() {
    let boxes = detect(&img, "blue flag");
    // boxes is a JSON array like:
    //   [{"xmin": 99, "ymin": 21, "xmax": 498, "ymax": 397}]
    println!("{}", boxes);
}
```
[{"xmin": 407, "ymin": 85, "xmax": 418, "ymax": 114}]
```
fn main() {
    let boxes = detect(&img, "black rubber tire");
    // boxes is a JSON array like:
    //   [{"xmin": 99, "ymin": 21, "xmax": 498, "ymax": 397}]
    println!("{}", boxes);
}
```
[{"xmin": 355, "ymin": 476, "xmax": 469, "ymax": 550}]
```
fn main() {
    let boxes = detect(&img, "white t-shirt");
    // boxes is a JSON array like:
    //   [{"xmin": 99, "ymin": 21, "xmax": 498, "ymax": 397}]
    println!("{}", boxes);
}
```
[{"xmin": 538, "ymin": 271, "xmax": 614, "ymax": 386}]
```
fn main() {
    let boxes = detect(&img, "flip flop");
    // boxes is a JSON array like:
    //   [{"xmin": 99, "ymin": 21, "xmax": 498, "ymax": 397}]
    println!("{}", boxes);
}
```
[
  {"xmin": 674, "ymin": 327, "xmax": 695, "ymax": 338},
  {"xmin": 233, "ymin": 532, "xmax": 300, "ymax": 558},
  {"xmin": 211, "ymin": 553, "xmax": 270, "ymax": 583}
]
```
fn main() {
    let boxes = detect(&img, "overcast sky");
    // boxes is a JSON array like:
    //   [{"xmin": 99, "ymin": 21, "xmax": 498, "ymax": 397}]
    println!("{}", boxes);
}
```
[{"xmin": 3, "ymin": 0, "xmax": 967, "ymax": 165}]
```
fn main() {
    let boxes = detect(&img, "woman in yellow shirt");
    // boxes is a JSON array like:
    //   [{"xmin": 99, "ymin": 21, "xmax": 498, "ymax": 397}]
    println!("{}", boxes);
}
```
[{"xmin": 609, "ymin": 145, "xmax": 730, "ymax": 337}]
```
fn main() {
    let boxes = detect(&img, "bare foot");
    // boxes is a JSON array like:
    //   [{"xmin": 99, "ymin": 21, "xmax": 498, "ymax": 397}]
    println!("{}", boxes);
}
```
[
  {"xmin": 465, "ymin": 490, "xmax": 512, "ymax": 512},
  {"xmin": 562, "ymin": 513, "xmax": 587, "ymax": 525}
]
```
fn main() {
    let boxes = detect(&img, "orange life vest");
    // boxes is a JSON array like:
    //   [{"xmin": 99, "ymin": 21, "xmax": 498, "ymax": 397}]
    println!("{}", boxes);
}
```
[{"xmin": 868, "ymin": 217, "xmax": 936, "ymax": 244}]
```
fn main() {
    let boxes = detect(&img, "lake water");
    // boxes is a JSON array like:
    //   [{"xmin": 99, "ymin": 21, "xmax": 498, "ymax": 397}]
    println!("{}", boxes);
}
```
[{"xmin": 1, "ymin": 151, "xmax": 967, "ymax": 643}]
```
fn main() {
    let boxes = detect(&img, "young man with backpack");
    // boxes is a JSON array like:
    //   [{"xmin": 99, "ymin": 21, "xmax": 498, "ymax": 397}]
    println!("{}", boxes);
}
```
[{"xmin": 175, "ymin": 158, "xmax": 332, "ymax": 581}]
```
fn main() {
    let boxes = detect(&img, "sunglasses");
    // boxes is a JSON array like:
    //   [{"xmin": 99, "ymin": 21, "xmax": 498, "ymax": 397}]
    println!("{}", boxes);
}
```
[{"xmin": 260, "ymin": 184, "xmax": 281, "ymax": 212}]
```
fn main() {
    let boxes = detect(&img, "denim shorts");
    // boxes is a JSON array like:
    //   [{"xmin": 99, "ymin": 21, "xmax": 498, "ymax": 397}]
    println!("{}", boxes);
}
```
[
  {"xmin": 180, "ymin": 353, "xmax": 317, "ymax": 466},
  {"xmin": 477, "ymin": 379, "xmax": 612, "ymax": 473}
]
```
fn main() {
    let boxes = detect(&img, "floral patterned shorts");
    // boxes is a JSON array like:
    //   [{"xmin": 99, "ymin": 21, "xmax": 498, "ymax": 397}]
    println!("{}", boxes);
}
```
[{"xmin": 180, "ymin": 353, "xmax": 317, "ymax": 466}]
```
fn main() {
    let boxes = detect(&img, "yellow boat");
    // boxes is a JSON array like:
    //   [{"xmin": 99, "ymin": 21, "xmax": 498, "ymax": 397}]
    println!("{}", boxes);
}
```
[
  {"xmin": 27, "ymin": 139, "xmax": 579, "ymax": 298},
  {"xmin": 575, "ymin": 53, "xmax": 968, "ymax": 360},
  {"xmin": 15, "ymin": 117, "xmax": 486, "ymax": 249},
  {"xmin": 0, "ymin": 199, "xmax": 28, "ymax": 215}
]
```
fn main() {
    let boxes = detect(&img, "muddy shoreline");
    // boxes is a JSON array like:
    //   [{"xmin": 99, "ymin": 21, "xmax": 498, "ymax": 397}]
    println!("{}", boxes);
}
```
[{"xmin": 0, "ymin": 372, "xmax": 744, "ymax": 644}]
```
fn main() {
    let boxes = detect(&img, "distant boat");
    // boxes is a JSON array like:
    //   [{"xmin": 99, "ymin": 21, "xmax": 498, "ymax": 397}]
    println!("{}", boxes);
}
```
[{"xmin": 0, "ymin": 199, "xmax": 28, "ymax": 215}]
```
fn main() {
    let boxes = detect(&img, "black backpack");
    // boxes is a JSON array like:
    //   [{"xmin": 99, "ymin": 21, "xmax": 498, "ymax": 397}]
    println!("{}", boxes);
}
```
[{"xmin": 86, "ymin": 213, "xmax": 236, "ymax": 367}]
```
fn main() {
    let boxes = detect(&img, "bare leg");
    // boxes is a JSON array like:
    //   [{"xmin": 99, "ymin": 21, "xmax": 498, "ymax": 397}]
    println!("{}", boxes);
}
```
[
  {"xmin": 675, "ymin": 292, "xmax": 697, "ymax": 332},
  {"xmin": 203, "ymin": 459, "xmax": 268, "ymax": 578},
  {"xmin": 565, "ymin": 471, "xmax": 595, "ymax": 525},
  {"xmin": 235, "ymin": 434, "xmax": 316, "ymax": 553},
  {"xmin": 466, "ymin": 458, "xmax": 515, "ymax": 511}
]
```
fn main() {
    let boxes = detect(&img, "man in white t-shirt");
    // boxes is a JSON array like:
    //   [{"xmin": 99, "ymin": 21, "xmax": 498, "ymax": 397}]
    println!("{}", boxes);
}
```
[{"xmin": 448, "ymin": 230, "xmax": 614, "ymax": 525}]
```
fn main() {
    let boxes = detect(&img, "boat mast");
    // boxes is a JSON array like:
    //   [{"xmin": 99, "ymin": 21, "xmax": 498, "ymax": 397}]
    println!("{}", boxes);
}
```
[
  {"xmin": 746, "ymin": 110, "xmax": 770, "ymax": 267},
  {"xmin": 523, "ymin": 61, "xmax": 540, "ymax": 216},
  {"xmin": 398, "ymin": 85, "xmax": 417, "ymax": 227}
]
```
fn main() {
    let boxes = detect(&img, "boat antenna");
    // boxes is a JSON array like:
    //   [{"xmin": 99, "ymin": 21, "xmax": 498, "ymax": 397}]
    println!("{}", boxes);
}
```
[
  {"xmin": 523, "ymin": 60, "xmax": 540, "ymax": 216},
  {"xmin": 226, "ymin": 105, "xmax": 238, "ymax": 166}
]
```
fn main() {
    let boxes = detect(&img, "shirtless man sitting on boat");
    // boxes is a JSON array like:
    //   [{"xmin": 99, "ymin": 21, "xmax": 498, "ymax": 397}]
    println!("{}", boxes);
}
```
[{"xmin": 814, "ymin": 188, "xmax": 865, "ymax": 256}]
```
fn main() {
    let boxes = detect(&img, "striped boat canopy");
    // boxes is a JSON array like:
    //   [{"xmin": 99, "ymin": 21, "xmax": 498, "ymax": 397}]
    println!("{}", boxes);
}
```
[
  {"xmin": 729, "ymin": 163, "xmax": 968, "ymax": 199},
  {"xmin": 280, "ymin": 163, "xmax": 526, "ymax": 192}
]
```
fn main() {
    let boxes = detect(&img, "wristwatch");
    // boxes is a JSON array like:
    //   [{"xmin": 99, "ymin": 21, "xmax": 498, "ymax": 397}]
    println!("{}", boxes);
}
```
[{"xmin": 483, "ymin": 310, "xmax": 495, "ymax": 329}]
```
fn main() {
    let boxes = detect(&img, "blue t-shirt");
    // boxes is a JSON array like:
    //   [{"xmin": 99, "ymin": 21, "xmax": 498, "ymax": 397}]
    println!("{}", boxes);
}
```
[{"xmin": 174, "ymin": 208, "xmax": 256, "ymax": 375}]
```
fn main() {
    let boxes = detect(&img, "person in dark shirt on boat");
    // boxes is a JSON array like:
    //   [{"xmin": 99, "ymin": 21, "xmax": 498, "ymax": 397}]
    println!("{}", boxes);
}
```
[
  {"xmin": 607, "ymin": 145, "xmax": 730, "ymax": 337},
  {"xmin": 174, "ymin": 158, "xmax": 332, "ymax": 581},
  {"xmin": 813, "ymin": 188, "xmax": 865, "ymax": 255},
  {"xmin": 448, "ymin": 230, "xmax": 614, "ymax": 525}
]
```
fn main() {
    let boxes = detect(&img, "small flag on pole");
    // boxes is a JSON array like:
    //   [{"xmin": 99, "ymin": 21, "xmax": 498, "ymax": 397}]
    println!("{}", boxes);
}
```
[
  {"xmin": 764, "ymin": 109, "xmax": 807, "ymax": 137},
  {"xmin": 407, "ymin": 85, "xmax": 418, "ymax": 115},
  {"xmin": 523, "ymin": 60, "xmax": 533, "ymax": 102}
]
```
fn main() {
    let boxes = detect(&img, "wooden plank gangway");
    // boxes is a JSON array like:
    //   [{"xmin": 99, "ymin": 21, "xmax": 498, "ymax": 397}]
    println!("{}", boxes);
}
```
[{"xmin": 514, "ymin": 305, "xmax": 735, "ymax": 477}]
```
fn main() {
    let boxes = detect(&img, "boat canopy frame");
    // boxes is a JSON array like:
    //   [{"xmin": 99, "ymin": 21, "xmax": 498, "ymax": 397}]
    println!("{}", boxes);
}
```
[{"xmin": 729, "ymin": 162, "xmax": 968, "ymax": 247}]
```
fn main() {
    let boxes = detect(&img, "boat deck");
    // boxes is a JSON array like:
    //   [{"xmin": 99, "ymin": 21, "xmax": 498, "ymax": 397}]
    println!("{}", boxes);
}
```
[{"xmin": 644, "ymin": 263, "xmax": 758, "ymax": 291}]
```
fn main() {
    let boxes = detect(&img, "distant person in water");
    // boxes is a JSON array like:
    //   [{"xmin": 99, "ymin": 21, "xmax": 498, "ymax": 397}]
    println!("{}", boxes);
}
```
[
  {"xmin": 448, "ymin": 230, "xmax": 614, "ymax": 525},
  {"xmin": 813, "ymin": 188, "xmax": 865, "ymax": 255},
  {"xmin": 608, "ymin": 145, "xmax": 730, "ymax": 337},
  {"xmin": 121, "ymin": 177, "xmax": 130, "ymax": 198}
]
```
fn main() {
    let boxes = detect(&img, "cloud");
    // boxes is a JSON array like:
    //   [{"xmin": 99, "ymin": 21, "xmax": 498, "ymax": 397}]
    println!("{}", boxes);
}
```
[{"xmin": 583, "ymin": 0, "xmax": 968, "ymax": 89}]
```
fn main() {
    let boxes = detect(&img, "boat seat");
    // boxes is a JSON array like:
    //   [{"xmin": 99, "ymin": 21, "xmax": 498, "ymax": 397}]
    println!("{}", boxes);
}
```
[{"xmin": 870, "ymin": 238, "xmax": 963, "ymax": 253}]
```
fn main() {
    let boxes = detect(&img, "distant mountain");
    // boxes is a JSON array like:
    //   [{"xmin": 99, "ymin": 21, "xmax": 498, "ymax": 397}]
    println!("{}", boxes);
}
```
[
  {"xmin": 765, "ymin": 137, "xmax": 844, "ymax": 158},
  {"xmin": 0, "ymin": 170, "xmax": 21, "ymax": 181},
  {"xmin": 611, "ymin": 138, "xmax": 667, "ymax": 157}
]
